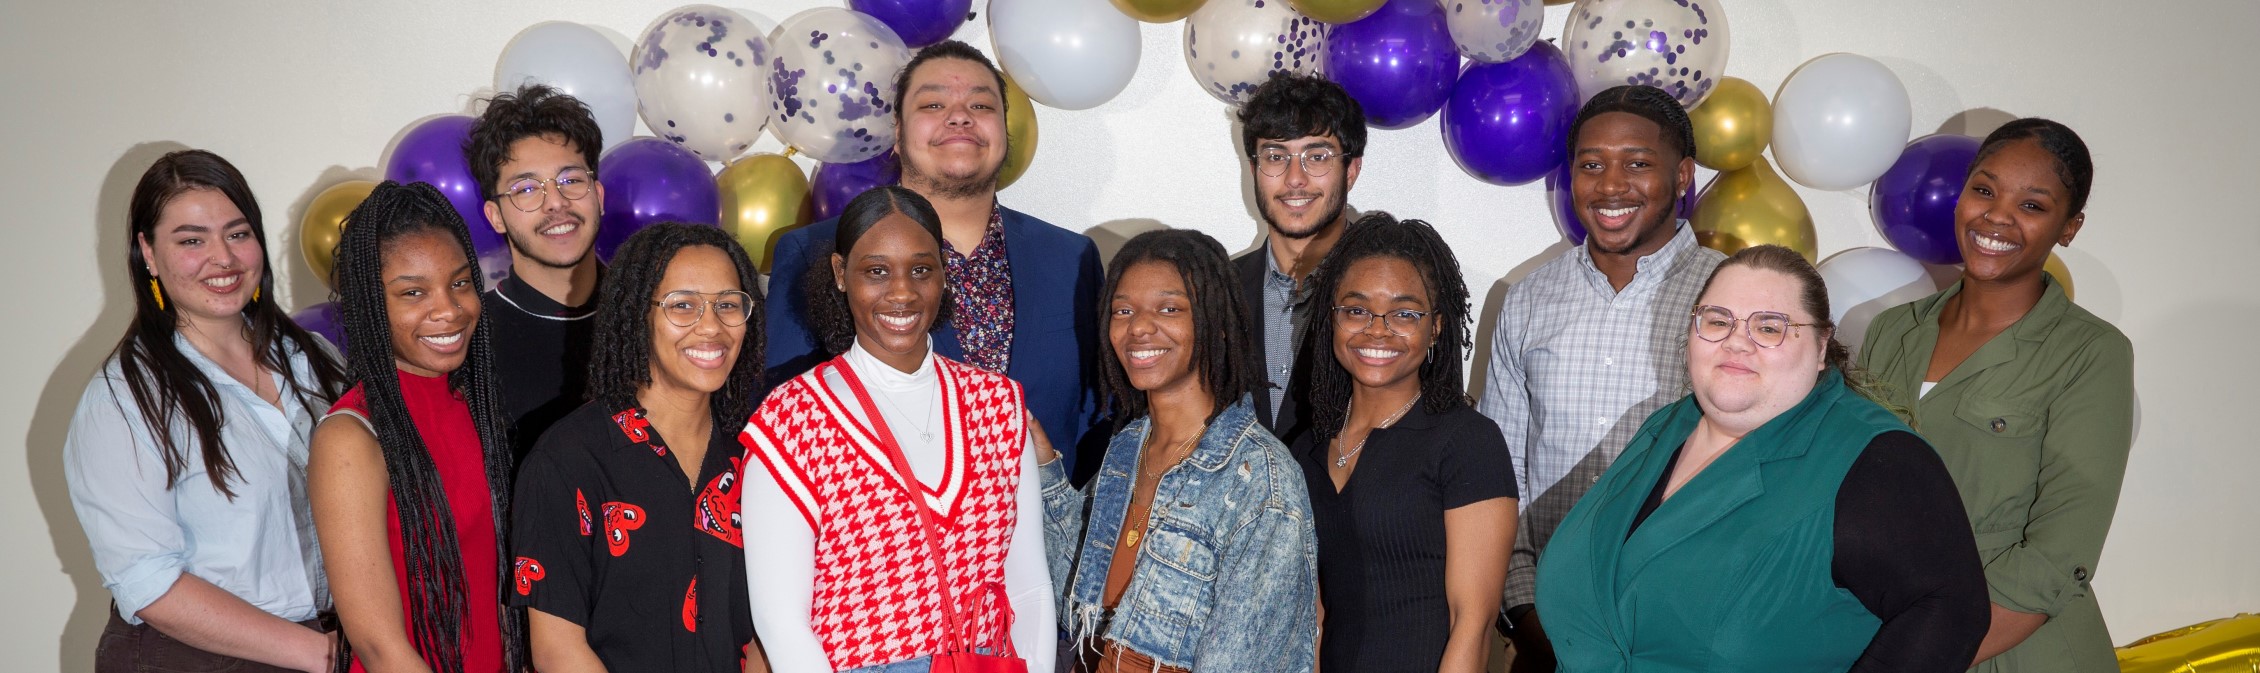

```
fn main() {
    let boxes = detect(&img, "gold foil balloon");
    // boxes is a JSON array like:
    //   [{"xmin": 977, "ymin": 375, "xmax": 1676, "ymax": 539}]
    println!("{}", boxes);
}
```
[
  {"xmin": 2043, "ymin": 251, "xmax": 2075, "ymax": 301},
  {"xmin": 1289, "ymin": 0, "xmax": 1385, "ymax": 24},
  {"xmin": 716, "ymin": 153, "xmax": 812, "ymax": 273},
  {"xmin": 1688, "ymin": 77, "xmax": 1771, "ymax": 171},
  {"xmin": 1112, "ymin": 0, "xmax": 1208, "ymax": 22},
  {"xmin": 1691, "ymin": 158, "xmax": 1818, "ymax": 261},
  {"xmin": 300, "ymin": 180, "xmax": 377, "ymax": 288},
  {"xmin": 2116, "ymin": 613, "xmax": 2260, "ymax": 673},
  {"xmin": 998, "ymin": 75, "xmax": 1040, "ymax": 190}
]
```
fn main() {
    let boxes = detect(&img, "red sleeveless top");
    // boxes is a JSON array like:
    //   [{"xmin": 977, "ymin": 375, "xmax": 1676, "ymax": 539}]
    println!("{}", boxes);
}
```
[
  {"xmin": 329, "ymin": 370, "xmax": 504, "ymax": 673},
  {"xmin": 742, "ymin": 355, "xmax": 1025, "ymax": 670}
]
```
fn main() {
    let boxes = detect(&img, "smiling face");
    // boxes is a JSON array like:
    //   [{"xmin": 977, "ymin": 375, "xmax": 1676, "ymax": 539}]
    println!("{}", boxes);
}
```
[
  {"xmin": 382, "ymin": 229, "xmax": 482, "ymax": 377},
  {"xmin": 1330, "ymin": 256, "xmax": 1436, "ymax": 394},
  {"xmin": 139, "ymin": 188, "xmax": 263, "ymax": 329},
  {"xmin": 832, "ymin": 214, "xmax": 946, "ymax": 372},
  {"xmin": 1572, "ymin": 111, "xmax": 1695, "ymax": 257},
  {"xmin": 645, "ymin": 245, "xmax": 747, "ymax": 400},
  {"xmin": 1253, "ymin": 134, "xmax": 1363, "ymax": 240},
  {"xmin": 895, "ymin": 57, "xmax": 1007, "ymax": 199},
  {"xmin": 1957, "ymin": 138, "xmax": 2085, "ymax": 285},
  {"xmin": 483, "ymin": 133, "xmax": 603, "ymax": 270},
  {"xmin": 1110, "ymin": 260, "xmax": 1203, "ymax": 400},
  {"xmin": 1686, "ymin": 265, "xmax": 1827, "ymax": 425}
]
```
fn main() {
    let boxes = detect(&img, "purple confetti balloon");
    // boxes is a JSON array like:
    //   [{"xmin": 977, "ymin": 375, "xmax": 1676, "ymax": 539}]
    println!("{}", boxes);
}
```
[
  {"xmin": 289, "ymin": 301, "xmax": 346, "ymax": 356},
  {"xmin": 1870, "ymin": 133, "xmax": 1979, "ymax": 265},
  {"xmin": 811, "ymin": 150, "xmax": 899, "ymax": 221},
  {"xmin": 1441, "ymin": 40, "xmax": 1578, "ymax": 186},
  {"xmin": 384, "ymin": 114, "xmax": 508, "ymax": 280},
  {"xmin": 1325, "ymin": 0, "xmax": 1460, "ymax": 130},
  {"xmin": 850, "ymin": 0, "xmax": 972, "ymax": 48},
  {"xmin": 1546, "ymin": 161, "xmax": 1587, "ymax": 245},
  {"xmin": 596, "ymin": 137, "xmax": 721, "ymax": 262}
]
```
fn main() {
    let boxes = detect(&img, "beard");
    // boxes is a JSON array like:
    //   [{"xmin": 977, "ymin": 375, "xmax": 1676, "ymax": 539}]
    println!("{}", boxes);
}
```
[
  {"xmin": 1258, "ymin": 190, "xmax": 1348, "ymax": 241},
  {"xmin": 900, "ymin": 156, "xmax": 998, "ymax": 201},
  {"xmin": 1587, "ymin": 182, "xmax": 1683, "ymax": 256},
  {"xmin": 505, "ymin": 212, "xmax": 594, "ymax": 270}
]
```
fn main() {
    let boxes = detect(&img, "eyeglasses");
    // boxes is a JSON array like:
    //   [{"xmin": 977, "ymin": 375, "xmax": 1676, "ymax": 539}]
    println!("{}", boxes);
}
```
[
  {"xmin": 1254, "ymin": 147, "xmax": 1343, "ymax": 178},
  {"xmin": 491, "ymin": 169, "xmax": 597, "ymax": 213},
  {"xmin": 1689, "ymin": 305, "xmax": 1821, "ymax": 349},
  {"xmin": 1332, "ymin": 305, "xmax": 1429, "ymax": 336},
  {"xmin": 651, "ymin": 290, "xmax": 754, "ymax": 328}
]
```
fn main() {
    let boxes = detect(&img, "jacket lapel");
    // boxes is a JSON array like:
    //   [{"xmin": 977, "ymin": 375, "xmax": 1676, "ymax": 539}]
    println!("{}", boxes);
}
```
[{"xmin": 1233, "ymin": 250, "xmax": 1275, "ymax": 428}]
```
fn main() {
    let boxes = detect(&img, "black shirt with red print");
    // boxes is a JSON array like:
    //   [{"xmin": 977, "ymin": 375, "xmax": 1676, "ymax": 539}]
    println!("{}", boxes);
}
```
[{"xmin": 509, "ymin": 400, "xmax": 754, "ymax": 672}]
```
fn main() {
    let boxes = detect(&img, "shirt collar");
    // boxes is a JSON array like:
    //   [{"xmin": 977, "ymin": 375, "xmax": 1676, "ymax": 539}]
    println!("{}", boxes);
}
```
[
  {"xmin": 1573, "ymin": 222, "xmax": 1699, "ymax": 292},
  {"xmin": 1913, "ymin": 273, "xmax": 2074, "ymax": 343},
  {"xmin": 845, "ymin": 337, "xmax": 938, "ymax": 392},
  {"xmin": 942, "ymin": 202, "xmax": 1007, "ymax": 258}
]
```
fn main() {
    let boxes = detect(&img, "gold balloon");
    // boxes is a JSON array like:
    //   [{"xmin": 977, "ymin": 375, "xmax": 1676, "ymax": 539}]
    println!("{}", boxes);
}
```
[
  {"xmin": 1544, "ymin": 0, "xmax": 1574, "ymax": 4},
  {"xmin": 1112, "ymin": 0, "xmax": 1209, "ymax": 22},
  {"xmin": 2043, "ymin": 251, "xmax": 2075, "ymax": 301},
  {"xmin": 300, "ymin": 180, "xmax": 377, "ymax": 288},
  {"xmin": 1691, "ymin": 158, "xmax": 1818, "ymax": 261},
  {"xmin": 2116, "ymin": 613, "xmax": 2260, "ymax": 673},
  {"xmin": 1289, "ymin": 0, "xmax": 1386, "ymax": 24},
  {"xmin": 1688, "ymin": 77, "xmax": 1772, "ymax": 171},
  {"xmin": 716, "ymin": 153, "xmax": 813, "ymax": 273},
  {"xmin": 998, "ymin": 75, "xmax": 1040, "ymax": 191}
]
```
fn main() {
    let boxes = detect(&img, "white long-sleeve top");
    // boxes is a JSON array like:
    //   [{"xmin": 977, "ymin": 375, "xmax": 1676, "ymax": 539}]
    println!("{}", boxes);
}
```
[{"xmin": 744, "ymin": 342, "xmax": 1055, "ymax": 673}]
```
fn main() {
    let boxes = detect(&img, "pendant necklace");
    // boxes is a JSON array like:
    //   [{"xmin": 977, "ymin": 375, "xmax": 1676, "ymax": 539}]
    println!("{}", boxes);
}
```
[
  {"xmin": 876, "ymin": 385, "xmax": 939, "ymax": 442},
  {"xmin": 1335, "ymin": 393, "xmax": 1421, "ymax": 468}
]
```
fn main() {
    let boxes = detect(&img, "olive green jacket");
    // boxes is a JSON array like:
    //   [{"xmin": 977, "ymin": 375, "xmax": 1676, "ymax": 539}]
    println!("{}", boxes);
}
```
[{"xmin": 1858, "ymin": 277, "xmax": 2135, "ymax": 673}]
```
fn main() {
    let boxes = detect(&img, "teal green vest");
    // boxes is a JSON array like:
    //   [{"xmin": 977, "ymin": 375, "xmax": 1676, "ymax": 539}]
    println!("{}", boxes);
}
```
[{"xmin": 1536, "ymin": 371, "xmax": 1912, "ymax": 672}]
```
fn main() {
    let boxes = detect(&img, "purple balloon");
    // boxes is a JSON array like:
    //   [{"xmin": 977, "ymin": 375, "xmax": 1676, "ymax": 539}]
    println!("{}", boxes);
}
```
[
  {"xmin": 1325, "ymin": 0, "xmax": 1460, "ymax": 130},
  {"xmin": 1442, "ymin": 41, "xmax": 1578, "ymax": 186},
  {"xmin": 1870, "ymin": 133, "xmax": 1980, "ymax": 265},
  {"xmin": 1546, "ymin": 161, "xmax": 1586, "ymax": 245},
  {"xmin": 289, "ymin": 301, "xmax": 346, "ymax": 355},
  {"xmin": 850, "ymin": 0, "xmax": 971, "ymax": 48},
  {"xmin": 811, "ymin": 150, "xmax": 899, "ymax": 222},
  {"xmin": 596, "ymin": 137, "xmax": 720, "ymax": 262},
  {"xmin": 384, "ymin": 115, "xmax": 506, "ymax": 277}
]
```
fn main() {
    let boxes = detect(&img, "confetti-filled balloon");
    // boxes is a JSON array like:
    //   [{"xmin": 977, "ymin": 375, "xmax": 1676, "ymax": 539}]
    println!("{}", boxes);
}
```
[
  {"xmin": 849, "ymin": 0, "xmax": 972, "ymax": 48},
  {"xmin": 299, "ymin": 180, "xmax": 376, "ymax": 288},
  {"xmin": 597, "ymin": 137, "xmax": 721, "ymax": 262},
  {"xmin": 496, "ymin": 22, "xmax": 639, "ymax": 150},
  {"xmin": 1443, "ymin": 0, "xmax": 1544, "ymax": 64},
  {"xmin": 1183, "ymin": 0, "xmax": 1329, "ymax": 106},
  {"xmin": 1817, "ymin": 247, "xmax": 1937, "ymax": 354},
  {"xmin": 990, "ymin": 0, "xmax": 1142, "ymax": 111},
  {"xmin": 1771, "ymin": 53, "xmax": 1912, "ymax": 191},
  {"xmin": 1561, "ymin": 0, "xmax": 1730, "ymax": 109},
  {"xmin": 1692, "ymin": 157, "xmax": 1816, "ymax": 261},
  {"xmin": 767, "ymin": 8, "xmax": 909, "ymax": 163},
  {"xmin": 1870, "ymin": 133, "xmax": 1979, "ymax": 265},
  {"xmin": 383, "ymin": 115, "xmax": 509, "ymax": 283},
  {"xmin": 631, "ymin": 6, "xmax": 773, "ymax": 162},
  {"xmin": 1326, "ymin": 0, "xmax": 1459, "ymax": 129}
]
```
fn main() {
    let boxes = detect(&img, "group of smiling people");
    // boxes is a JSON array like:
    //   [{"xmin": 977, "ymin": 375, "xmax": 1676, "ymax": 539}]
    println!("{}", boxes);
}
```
[{"xmin": 66, "ymin": 36, "xmax": 2130, "ymax": 673}]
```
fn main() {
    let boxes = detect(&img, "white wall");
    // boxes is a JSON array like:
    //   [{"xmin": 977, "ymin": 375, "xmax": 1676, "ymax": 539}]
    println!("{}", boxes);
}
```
[{"xmin": 5, "ymin": 1, "xmax": 2254, "ymax": 669}]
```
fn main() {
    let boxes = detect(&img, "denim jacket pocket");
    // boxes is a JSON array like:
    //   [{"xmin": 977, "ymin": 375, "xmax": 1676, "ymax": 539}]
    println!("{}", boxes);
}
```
[{"xmin": 1142, "ymin": 513, "xmax": 1221, "ymax": 583}]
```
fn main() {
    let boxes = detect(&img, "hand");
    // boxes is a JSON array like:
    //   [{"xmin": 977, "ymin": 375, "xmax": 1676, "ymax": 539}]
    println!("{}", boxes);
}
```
[{"xmin": 1026, "ymin": 411, "xmax": 1058, "ymax": 464}]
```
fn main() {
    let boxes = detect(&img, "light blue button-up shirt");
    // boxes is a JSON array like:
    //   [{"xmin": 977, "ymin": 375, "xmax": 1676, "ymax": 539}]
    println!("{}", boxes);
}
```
[{"xmin": 64, "ymin": 333, "xmax": 336, "ymax": 624}]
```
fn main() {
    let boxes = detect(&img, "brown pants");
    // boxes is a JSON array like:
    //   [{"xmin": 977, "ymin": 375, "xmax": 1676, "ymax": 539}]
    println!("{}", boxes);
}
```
[{"xmin": 97, "ymin": 604, "xmax": 319, "ymax": 673}]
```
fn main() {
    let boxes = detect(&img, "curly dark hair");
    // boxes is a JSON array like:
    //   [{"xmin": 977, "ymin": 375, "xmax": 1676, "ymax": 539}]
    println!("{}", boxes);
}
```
[
  {"xmin": 1969, "ymin": 117, "xmax": 2095, "ymax": 215},
  {"xmin": 803, "ymin": 185, "xmax": 956, "ymax": 355},
  {"xmin": 587, "ymin": 223, "xmax": 766, "ymax": 423},
  {"xmin": 1569, "ymin": 84, "xmax": 1697, "ymax": 162},
  {"xmin": 891, "ymin": 39, "xmax": 1009, "ymax": 130},
  {"xmin": 1097, "ymin": 229, "xmax": 1262, "ymax": 427},
  {"xmin": 1237, "ymin": 72, "xmax": 1368, "ymax": 161},
  {"xmin": 1298, "ymin": 212, "xmax": 1475, "ymax": 445},
  {"xmin": 465, "ymin": 83, "xmax": 605, "ymax": 194},
  {"xmin": 330, "ymin": 181, "xmax": 524, "ymax": 673}
]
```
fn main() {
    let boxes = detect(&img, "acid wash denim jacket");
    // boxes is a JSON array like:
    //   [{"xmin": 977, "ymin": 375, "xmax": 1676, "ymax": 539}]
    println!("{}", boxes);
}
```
[{"xmin": 1038, "ymin": 396, "xmax": 1318, "ymax": 672}]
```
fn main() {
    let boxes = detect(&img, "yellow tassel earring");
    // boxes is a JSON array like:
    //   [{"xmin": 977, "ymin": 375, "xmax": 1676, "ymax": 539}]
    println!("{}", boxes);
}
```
[
  {"xmin": 252, "ymin": 285, "xmax": 261, "ymax": 303},
  {"xmin": 150, "ymin": 278, "xmax": 166, "ymax": 311}
]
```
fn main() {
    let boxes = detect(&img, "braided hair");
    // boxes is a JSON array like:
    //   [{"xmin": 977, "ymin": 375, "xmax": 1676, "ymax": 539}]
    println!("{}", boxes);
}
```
[
  {"xmin": 329, "ymin": 181, "xmax": 524, "ymax": 673},
  {"xmin": 587, "ymin": 223, "xmax": 767, "ymax": 422},
  {"xmin": 1569, "ymin": 84, "xmax": 1697, "ymax": 161},
  {"xmin": 1097, "ymin": 229, "xmax": 1262, "ymax": 428},
  {"xmin": 803, "ymin": 185, "xmax": 956, "ymax": 355},
  {"xmin": 1299, "ymin": 212, "xmax": 1475, "ymax": 445},
  {"xmin": 112, "ymin": 149, "xmax": 350, "ymax": 498}
]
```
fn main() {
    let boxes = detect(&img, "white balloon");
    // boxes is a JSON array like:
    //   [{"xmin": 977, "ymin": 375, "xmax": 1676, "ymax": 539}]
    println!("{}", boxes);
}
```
[
  {"xmin": 1183, "ymin": 0, "xmax": 1329, "ymax": 106},
  {"xmin": 496, "ymin": 22, "xmax": 639, "ymax": 149},
  {"xmin": 1443, "ymin": 0, "xmax": 1545, "ymax": 64},
  {"xmin": 767, "ymin": 8, "xmax": 910, "ymax": 164},
  {"xmin": 989, "ymin": 0, "xmax": 1141, "ymax": 110},
  {"xmin": 1818, "ymin": 246, "xmax": 1938, "ymax": 356},
  {"xmin": 1560, "ymin": 0, "xmax": 1731, "ymax": 109},
  {"xmin": 631, "ymin": 6, "xmax": 774, "ymax": 161},
  {"xmin": 1771, "ymin": 53, "xmax": 1913, "ymax": 191}
]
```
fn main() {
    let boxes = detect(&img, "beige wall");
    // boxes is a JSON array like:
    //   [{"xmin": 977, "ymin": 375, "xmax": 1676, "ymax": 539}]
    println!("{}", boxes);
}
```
[{"xmin": 6, "ymin": 1, "xmax": 2253, "ymax": 669}]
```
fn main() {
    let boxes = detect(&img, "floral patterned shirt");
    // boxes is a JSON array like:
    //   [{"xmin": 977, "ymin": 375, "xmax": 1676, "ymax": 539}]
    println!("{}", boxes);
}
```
[{"xmin": 943, "ymin": 205, "xmax": 1013, "ymax": 373}]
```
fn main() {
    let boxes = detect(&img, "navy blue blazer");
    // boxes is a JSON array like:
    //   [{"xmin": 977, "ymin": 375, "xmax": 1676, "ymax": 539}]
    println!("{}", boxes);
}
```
[{"xmin": 764, "ymin": 206, "xmax": 1104, "ymax": 476}]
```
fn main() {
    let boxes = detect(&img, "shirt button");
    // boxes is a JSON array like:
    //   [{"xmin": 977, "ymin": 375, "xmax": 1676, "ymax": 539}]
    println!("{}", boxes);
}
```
[
  {"xmin": 2073, "ymin": 566, "xmax": 2089, "ymax": 582},
  {"xmin": 1991, "ymin": 418, "xmax": 2008, "ymax": 433},
  {"xmin": 1604, "ymin": 357, "xmax": 1614, "ymax": 366},
  {"xmin": 1597, "ymin": 417, "xmax": 1608, "ymax": 426},
  {"xmin": 1590, "ymin": 475, "xmax": 1600, "ymax": 484}
]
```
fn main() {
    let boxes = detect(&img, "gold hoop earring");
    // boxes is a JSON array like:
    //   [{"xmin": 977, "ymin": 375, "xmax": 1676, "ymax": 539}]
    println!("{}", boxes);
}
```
[{"xmin": 150, "ymin": 279, "xmax": 166, "ymax": 311}]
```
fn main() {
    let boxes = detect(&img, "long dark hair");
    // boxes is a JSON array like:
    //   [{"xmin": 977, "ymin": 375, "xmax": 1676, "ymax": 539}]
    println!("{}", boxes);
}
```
[
  {"xmin": 112, "ymin": 149, "xmax": 349, "ymax": 498},
  {"xmin": 330, "ymin": 181, "xmax": 524, "ymax": 673},
  {"xmin": 1300, "ymin": 212, "xmax": 1475, "ymax": 445},
  {"xmin": 1098, "ymin": 229, "xmax": 1260, "ymax": 427},
  {"xmin": 803, "ymin": 185, "xmax": 955, "ymax": 355},
  {"xmin": 588, "ymin": 223, "xmax": 767, "ymax": 422}
]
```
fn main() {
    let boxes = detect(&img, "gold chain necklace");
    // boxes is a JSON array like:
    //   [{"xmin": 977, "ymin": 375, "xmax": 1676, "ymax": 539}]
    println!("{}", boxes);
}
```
[
  {"xmin": 1123, "ymin": 428, "xmax": 1204, "ymax": 549},
  {"xmin": 1334, "ymin": 393, "xmax": 1422, "ymax": 468}
]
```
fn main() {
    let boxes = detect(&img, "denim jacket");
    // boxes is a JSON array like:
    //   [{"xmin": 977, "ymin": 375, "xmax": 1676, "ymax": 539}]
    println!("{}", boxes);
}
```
[{"xmin": 1038, "ymin": 396, "xmax": 1318, "ymax": 672}]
